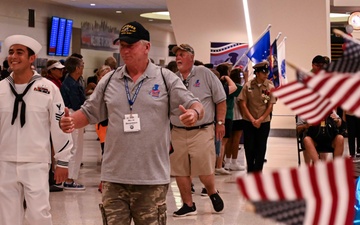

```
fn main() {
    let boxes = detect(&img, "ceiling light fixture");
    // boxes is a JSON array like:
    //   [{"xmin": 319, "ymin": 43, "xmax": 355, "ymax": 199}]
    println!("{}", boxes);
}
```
[
  {"xmin": 90, "ymin": 3, "xmax": 96, "ymax": 6},
  {"xmin": 116, "ymin": 11, "xmax": 122, "ymax": 14},
  {"xmin": 140, "ymin": 11, "xmax": 170, "ymax": 20},
  {"xmin": 330, "ymin": 13, "xmax": 350, "ymax": 22}
]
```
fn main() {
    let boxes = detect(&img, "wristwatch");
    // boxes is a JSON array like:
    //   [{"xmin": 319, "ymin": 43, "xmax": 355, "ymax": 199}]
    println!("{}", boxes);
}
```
[{"xmin": 217, "ymin": 121, "xmax": 224, "ymax": 125}]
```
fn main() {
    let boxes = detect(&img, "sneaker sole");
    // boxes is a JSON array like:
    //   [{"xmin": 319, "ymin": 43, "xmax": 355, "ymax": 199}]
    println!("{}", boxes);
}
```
[
  {"xmin": 230, "ymin": 168, "xmax": 246, "ymax": 171},
  {"xmin": 63, "ymin": 187, "xmax": 86, "ymax": 191},
  {"xmin": 173, "ymin": 211, "xmax": 197, "ymax": 217}
]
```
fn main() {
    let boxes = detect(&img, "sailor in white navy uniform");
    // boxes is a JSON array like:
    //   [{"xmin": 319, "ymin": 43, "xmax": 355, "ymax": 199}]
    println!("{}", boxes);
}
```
[{"xmin": 0, "ymin": 35, "xmax": 73, "ymax": 225}]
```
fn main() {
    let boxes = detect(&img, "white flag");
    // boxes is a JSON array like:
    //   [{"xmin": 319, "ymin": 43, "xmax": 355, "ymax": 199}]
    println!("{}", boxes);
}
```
[{"xmin": 277, "ymin": 38, "xmax": 287, "ymax": 86}]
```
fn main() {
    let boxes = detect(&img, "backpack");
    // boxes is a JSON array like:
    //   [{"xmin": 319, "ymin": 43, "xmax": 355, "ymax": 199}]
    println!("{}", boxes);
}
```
[{"xmin": 305, "ymin": 116, "xmax": 339, "ymax": 144}]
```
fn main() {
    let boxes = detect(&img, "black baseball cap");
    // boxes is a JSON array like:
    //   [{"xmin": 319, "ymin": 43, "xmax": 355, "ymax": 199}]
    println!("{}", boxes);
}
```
[{"xmin": 113, "ymin": 21, "xmax": 150, "ymax": 45}]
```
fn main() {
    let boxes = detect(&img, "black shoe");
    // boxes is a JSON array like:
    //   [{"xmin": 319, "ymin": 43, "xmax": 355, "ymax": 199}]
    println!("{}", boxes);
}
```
[
  {"xmin": 50, "ymin": 185, "xmax": 63, "ymax": 192},
  {"xmin": 209, "ymin": 193, "xmax": 224, "ymax": 212},
  {"xmin": 191, "ymin": 183, "xmax": 195, "ymax": 194},
  {"xmin": 201, "ymin": 188, "xmax": 219, "ymax": 197},
  {"xmin": 201, "ymin": 187, "xmax": 207, "ymax": 196},
  {"xmin": 173, "ymin": 203, "xmax": 197, "ymax": 217}
]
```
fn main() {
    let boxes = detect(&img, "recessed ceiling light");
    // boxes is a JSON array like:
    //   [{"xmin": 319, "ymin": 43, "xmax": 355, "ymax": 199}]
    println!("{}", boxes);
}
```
[
  {"xmin": 116, "ymin": 11, "xmax": 122, "ymax": 14},
  {"xmin": 140, "ymin": 11, "xmax": 170, "ymax": 20},
  {"xmin": 90, "ymin": 3, "xmax": 96, "ymax": 6},
  {"xmin": 330, "ymin": 13, "xmax": 350, "ymax": 22},
  {"xmin": 149, "ymin": 19, "xmax": 153, "ymax": 22}
]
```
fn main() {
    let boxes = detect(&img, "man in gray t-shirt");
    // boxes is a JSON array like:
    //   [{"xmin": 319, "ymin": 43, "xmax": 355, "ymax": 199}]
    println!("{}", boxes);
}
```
[
  {"xmin": 60, "ymin": 22, "xmax": 204, "ymax": 225},
  {"xmin": 170, "ymin": 44, "xmax": 226, "ymax": 217}
]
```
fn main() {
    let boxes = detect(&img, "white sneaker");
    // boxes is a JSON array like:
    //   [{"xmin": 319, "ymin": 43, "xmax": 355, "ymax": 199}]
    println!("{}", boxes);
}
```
[
  {"xmin": 229, "ymin": 163, "xmax": 246, "ymax": 171},
  {"xmin": 224, "ymin": 163, "xmax": 230, "ymax": 170},
  {"xmin": 215, "ymin": 168, "xmax": 231, "ymax": 175}
]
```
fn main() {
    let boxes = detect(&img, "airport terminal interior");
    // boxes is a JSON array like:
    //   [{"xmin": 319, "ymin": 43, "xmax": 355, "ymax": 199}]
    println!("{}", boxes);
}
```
[{"xmin": 2, "ymin": 1, "xmax": 359, "ymax": 225}]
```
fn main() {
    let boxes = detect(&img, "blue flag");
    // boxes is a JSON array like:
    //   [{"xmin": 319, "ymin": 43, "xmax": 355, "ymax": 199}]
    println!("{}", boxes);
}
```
[
  {"xmin": 269, "ymin": 39, "xmax": 280, "ymax": 87},
  {"xmin": 246, "ymin": 30, "xmax": 270, "ymax": 64}
]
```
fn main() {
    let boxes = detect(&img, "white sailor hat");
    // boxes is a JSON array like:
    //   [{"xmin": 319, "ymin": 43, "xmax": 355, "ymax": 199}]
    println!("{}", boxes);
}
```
[{"xmin": 4, "ymin": 35, "xmax": 42, "ymax": 55}]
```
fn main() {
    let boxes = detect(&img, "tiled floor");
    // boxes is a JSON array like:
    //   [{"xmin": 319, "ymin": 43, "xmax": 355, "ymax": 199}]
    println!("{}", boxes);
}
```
[{"xmin": 48, "ymin": 126, "xmax": 349, "ymax": 225}]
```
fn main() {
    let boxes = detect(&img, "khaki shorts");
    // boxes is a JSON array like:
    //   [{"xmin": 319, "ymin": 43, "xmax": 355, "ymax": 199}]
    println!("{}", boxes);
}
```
[{"xmin": 170, "ymin": 124, "xmax": 215, "ymax": 176}]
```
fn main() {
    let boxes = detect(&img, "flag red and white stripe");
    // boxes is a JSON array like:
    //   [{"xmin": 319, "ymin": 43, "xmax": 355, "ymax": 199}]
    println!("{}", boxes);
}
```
[
  {"xmin": 237, "ymin": 157, "xmax": 355, "ymax": 225},
  {"xmin": 272, "ymin": 71, "xmax": 360, "ymax": 124}
]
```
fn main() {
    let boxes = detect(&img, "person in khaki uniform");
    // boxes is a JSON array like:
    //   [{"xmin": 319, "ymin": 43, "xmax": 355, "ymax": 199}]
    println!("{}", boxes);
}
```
[{"xmin": 239, "ymin": 61, "xmax": 276, "ymax": 173}]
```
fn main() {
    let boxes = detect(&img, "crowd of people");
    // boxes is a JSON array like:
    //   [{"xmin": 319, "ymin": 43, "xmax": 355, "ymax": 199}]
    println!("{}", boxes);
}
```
[{"xmin": 0, "ymin": 21, "xmax": 357, "ymax": 225}]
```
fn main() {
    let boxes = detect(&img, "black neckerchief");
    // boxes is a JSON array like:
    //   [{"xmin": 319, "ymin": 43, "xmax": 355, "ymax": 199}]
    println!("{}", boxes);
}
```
[{"xmin": 7, "ymin": 74, "xmax": 42, "ymax": 127}]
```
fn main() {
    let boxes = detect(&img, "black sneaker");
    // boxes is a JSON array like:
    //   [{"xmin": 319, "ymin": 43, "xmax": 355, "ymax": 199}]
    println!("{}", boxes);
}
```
[
  {"xmin": 201, "ymin": 187, "xmax": 207, "ymax": 196},
  {"xmin": 209, "ymin": 193, "xmax": 224, "ymax": 212},
  {"xmin": 191, "ymin": 183, "xmax": 195, "ymax": 194},
  {"xmin": 50, "ymin": 185, "xmax": 63, "ymax": 192},
  {"xmin": 173, "ymin": 203, "xmax": 197, "ymax": 217},
  {"xmin": 201, "ymin": 188, "xmax": 219, "ymax": 197}
]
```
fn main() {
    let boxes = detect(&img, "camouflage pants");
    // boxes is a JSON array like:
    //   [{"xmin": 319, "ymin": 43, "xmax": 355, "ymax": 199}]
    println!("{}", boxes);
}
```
[{"xmin": 102, "ymin": 182, "xmax": 168, "ymax": 225}]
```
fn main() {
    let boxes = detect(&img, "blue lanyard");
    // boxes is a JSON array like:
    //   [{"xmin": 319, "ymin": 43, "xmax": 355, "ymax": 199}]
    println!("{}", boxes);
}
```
[{"xmin": 124, "ymin": 77, "xmax": 144, "ymax": 112}]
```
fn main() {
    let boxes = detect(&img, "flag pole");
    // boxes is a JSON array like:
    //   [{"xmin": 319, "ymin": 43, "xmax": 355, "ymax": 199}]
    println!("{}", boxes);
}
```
[
  {"xmin": 286, "ymin": 61, "xmax": 312, "ymax": 74},
  {"xmin": 232, "ymin": 52, "xmax": 248, "ymax": 69},
  {"xmin": 232, "ymin": 24, "xmax": 272, "ymax": 69},
  {"xmin": 274, "ymin": 32, "xmax": 282, "ymax": 42},
  {"xmin": 278, "ymin": 36, "xmax": 287, "ymax": 47},
  {"xmin": 277, "ymin": 37, "xmax": 286, "ymax": 53},
  {"xmin": 333, "ymin": 28, "xmax": 360, "ymax": 45}
]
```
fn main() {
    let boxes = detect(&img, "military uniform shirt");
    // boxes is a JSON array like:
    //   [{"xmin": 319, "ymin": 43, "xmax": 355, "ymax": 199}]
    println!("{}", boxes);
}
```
[{"xmin": 239, "ymin": 79, "xmax": 276, "ymax": 123}]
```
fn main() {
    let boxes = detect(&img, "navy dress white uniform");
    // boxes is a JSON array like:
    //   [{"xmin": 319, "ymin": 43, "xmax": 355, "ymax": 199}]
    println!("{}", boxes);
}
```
[{"xmin": 0, "ymin": 35, "xmax": 73, "ymax": 225}]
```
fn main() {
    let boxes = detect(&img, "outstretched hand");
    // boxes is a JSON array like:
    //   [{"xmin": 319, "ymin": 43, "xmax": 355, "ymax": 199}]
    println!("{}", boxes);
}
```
[
  {"xmin": 59, "ymin": 107, "xmax": 75, "ymax": 133},
  {"xmin": 179, "ymin": 105, "xmax": 198, "ymax": 127}
]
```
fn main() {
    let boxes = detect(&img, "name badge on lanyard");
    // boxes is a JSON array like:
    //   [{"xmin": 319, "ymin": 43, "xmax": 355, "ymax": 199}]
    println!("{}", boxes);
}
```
[
  {"xmin": 123, "ymin": 114, "xmax": 141, "ymax": 132},
  {"xmin": 123, "ymin": 77, "xmax": 143, "ymax": 132}
]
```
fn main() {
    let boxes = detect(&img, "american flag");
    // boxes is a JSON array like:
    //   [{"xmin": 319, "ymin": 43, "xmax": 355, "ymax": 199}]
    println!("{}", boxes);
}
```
[
  {"xmin": 272, "ymin": 30, "xmax": 360, "ymax": 124},
  {"xmin": 237, "ymin": 157, "xmax": 355, "ymax": 225},
  {"xmin": 273, "ymin": 71, "xmax": 360, "ymax": 124},
  {"xmin": 326, "ymin": 34, "xmax": 360, "ymax": 73}
]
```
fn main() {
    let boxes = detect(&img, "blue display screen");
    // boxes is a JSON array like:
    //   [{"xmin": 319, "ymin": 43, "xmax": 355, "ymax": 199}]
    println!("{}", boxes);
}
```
[
  {"xmin": 48, "ymin": 17, "xmax": 59, "ymax": 56},
  {"xmin": 55, "ymin": 18, "xmax": 66, "ymax": 56},
  {"xmin": 355, "ymin": 177, "xmax": 360, "ymax": 224},
  {"xmin": 62, "ymin": 19, "xmax": 73, "ymax": 56}
]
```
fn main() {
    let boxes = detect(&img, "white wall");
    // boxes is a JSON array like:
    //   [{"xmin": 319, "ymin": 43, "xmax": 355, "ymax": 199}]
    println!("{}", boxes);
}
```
[
  {"xmin": 0, "ymin": 0, "xmax": 176, "ymax": 80},
  {"xmin": 167, "ymin": 0, "xmax": 331, "ymax": 129}
]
